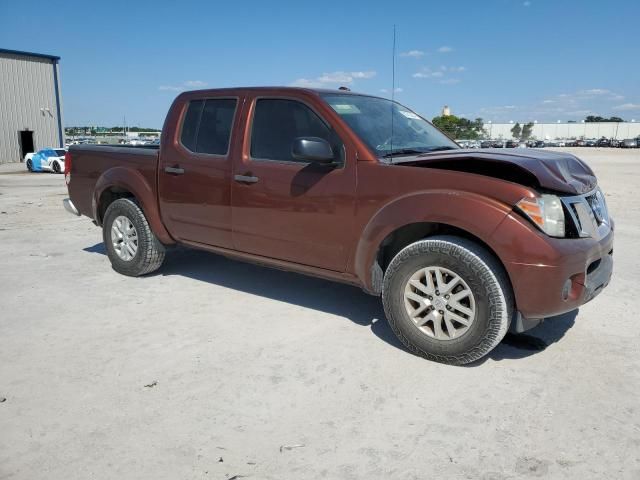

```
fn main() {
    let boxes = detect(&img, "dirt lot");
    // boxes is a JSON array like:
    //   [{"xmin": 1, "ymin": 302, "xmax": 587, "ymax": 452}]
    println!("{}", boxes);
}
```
[{"xmin": 1, "ymin": 148, "xmax": 639, "ymax": 479}]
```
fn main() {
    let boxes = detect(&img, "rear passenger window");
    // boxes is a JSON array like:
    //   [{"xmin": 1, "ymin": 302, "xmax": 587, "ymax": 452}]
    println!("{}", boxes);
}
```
[
  {"xmin": 196, "ymin": 99, "xmax": 237, "ymax": 155},
  {"xmin": 180, "ymin": 98, "xmax": 237, "ymax": 155},
  {"xmin": 180, "ymin": 100, "xmax": 203, "ymax": 151}
]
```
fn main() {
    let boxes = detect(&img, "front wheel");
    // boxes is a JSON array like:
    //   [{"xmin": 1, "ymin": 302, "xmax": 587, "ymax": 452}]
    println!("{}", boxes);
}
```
[
  {"xmin": 52, "ymin": 161, "xmax": 61, "ymax": 173},
  {"xmin": 26, "ymin": 159, "xmax": 33, "ymax": 172},
  {"xmin": 382, "ymin": 235, "xmax": 513, "ymax": 365},
  {"xmin": 102, "ymin": 198, "xmax": 165, "ymax": 276}
]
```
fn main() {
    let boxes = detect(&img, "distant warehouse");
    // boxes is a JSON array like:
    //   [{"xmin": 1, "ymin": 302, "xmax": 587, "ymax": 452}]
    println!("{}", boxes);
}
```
[{"xmin": 0, "ymin": 48, "xmax": 64, "ymax": 164}]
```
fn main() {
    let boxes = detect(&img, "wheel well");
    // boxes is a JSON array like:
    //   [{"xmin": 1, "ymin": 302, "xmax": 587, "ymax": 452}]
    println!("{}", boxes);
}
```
[
  {"xmin": 371, "ymin": 222, "xmax": 513, "ymax": 296},
  {"xmin": 97, "ymin": 188, "xmax": 134, "ymax": 225}
]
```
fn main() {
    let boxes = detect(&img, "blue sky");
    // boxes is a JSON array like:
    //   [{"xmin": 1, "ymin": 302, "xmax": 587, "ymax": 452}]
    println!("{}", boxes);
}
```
[{"xmin": 1, "ymin": 0, "xmax": 638, "ymax": 127}]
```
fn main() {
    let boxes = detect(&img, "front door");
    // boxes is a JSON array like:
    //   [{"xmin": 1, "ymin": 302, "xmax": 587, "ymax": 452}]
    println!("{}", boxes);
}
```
[
  {"xmin": 231, "ymin": 97, "xmax": 356, "ymax": 272},
  {"xmin": 158, "ymin": 96, "xmax": 239, "ymax": 248},
  {"xmin": 19, "ymin": 130, "xmax": 34, "ymax": 161}
]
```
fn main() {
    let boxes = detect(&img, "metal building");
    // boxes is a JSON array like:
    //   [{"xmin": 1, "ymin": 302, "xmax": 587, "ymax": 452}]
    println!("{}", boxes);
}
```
[{"xmin": 0, "ymin": 48, "xmax": 64, "ymax": 164}]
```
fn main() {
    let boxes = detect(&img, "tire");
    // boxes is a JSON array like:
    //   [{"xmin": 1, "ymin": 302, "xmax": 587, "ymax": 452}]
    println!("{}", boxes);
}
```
[
  {"xmin": 102, "ymin": 198, "xmax": 165, "ymax": 276},
  {"xmin": 26, "ymin": 159, "xmax": 33, "ymax": 172},
  {"xmin": 382, "ymin": 235, "xmax": 513, "ymax": 365},
  {"xmin": 52, "ymin": 161, "xmax": 61, "ymax": 173}
]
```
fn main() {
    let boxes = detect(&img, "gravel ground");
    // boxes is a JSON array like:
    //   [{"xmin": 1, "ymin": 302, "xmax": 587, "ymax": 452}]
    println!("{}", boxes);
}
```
[{"xmin": 1, "ymin": 148, "xmax": 639, "ymax": 480}]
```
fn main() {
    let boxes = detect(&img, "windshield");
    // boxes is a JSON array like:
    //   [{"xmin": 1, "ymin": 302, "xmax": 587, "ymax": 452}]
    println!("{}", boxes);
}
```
[
  {"xmin": 54, "ymin": 149, "xmax": 66, "ymax": 156},
  {"xmin": 321, "ymin": 94, "xmax": 458, "ymax": 158}
]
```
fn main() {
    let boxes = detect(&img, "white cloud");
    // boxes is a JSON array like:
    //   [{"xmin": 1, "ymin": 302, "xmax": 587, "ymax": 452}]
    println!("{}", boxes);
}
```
[
  {"xmin": 438, "ymin": 46, "xmax": 453, "ymax": 53},
  {"xmin": 413, "ymin": 70, "xmax": 444, "ymax": 79},
  {"xmin": 543, "ymin": 99, "xmax": 555, "ymax": 104},
  {"xmin": 413, "ymin": 66, "xmax": 464, "ymax": 81},
  {"xmin": 350, "ymin": 71, "xmax": 376, "ymax": 79},
  {"xmin": 442, "ymin": 66, "xmax": 465, "ymax": 72},
  {"xmin": 613, "ymin": 103, "xmax": 640, "ymax": 111},
  {"xmin": 158, "ymin": 85, "xmax": 183, "ymax": 92},
  {"xmin": 523, "ymin": 1, "xmax": 531, "ymax": 7},
  {"xmin": 184, "ymin": 80, "xmax": 208, "ymax": 88},
  {"xmin": 158, "ymin": 80, "xmax": 208, "ymax": 92},
  {"xmin": 292, "ymin": 70, "xmax": 376, "ymax": 88},
  {"xmin": 379, "ymin": 87, "xmax": 403, "ymax": 93},
  {"xmin": 290, "ymin": 78, "xmax": 323, "ymax": 88},
  {"xmin": 400, "ymin": 50, "xmax": 425, "ymax": 58},
  {"xmin": 580, "ymin": 88, "xmax": 611, "ymax": 96},
  {"xmin": 318, "ymin": 72, "xmax": 353, "ymax": 83}
]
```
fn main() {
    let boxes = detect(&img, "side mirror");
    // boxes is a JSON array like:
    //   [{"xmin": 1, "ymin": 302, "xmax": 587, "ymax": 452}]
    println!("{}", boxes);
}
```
[{"xmin": 291, "ymin": 137, "xmax": 334, "ymax": 163}]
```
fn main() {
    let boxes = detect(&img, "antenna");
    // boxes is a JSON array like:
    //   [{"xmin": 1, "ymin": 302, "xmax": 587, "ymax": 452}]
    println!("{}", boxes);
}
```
[{"xmin": 390, "ymin": 24, "xmax": 396, "ymax": 160}]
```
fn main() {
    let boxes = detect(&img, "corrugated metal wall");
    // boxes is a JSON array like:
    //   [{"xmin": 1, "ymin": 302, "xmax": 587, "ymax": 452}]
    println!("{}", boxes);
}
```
[
  {"xmin": 484, "ymin": 122, "xmax": 640, "ymax": 140},
  {"xmin": 0, "ymin": 52, "xmax": 63, "ymax": 163}
]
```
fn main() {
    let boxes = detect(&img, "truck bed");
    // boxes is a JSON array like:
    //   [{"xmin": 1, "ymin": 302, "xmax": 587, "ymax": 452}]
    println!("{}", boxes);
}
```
[{"xmin": 67, "ymin": 144, "xmax": 160, "ymax": 221}]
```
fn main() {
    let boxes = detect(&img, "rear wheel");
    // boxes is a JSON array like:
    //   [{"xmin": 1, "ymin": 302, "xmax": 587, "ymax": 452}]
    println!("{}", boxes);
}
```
[
  {"xmin": 102, "ymin": 198, "xmax": 165, "ymax": 276},
  {"xmin": 382, "ymin": 235, "xmax": 513, "ymax": 365}
]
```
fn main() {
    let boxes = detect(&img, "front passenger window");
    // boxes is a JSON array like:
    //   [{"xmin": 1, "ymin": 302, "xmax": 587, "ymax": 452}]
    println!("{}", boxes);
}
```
[{"xmin": 250, "ymin": 99, "xmax": 342, "ymax": 162}]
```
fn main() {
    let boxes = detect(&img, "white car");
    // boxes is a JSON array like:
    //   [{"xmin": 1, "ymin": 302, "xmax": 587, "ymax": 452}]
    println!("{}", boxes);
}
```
[{"xmin": 26, "ymin": 148, "xmax": 67, "ymax": 173}]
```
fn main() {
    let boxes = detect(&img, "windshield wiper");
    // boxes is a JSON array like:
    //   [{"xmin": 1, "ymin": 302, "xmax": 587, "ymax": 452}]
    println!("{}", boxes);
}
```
[
  {"xmin": 380, "ymin": 148, "xmax": 428, "ymax": 158},
  {"xmin": 421, "ymin": 146, "xmax": 457, "ymax": 153}
]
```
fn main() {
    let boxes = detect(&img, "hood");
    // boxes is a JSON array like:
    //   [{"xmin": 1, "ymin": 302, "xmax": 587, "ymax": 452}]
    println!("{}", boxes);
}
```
[{"xmin": 397, "ymin": 148, "xmax": 597, "ymax": 195}]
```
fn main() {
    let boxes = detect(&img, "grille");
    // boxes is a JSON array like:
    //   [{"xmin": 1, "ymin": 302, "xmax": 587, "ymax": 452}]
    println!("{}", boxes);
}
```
[{"xmin": 561, "ymin": 188, "xmax": 610, "ymax": 239}]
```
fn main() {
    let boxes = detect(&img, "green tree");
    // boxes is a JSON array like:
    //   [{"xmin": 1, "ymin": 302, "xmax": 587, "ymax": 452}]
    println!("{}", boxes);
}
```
[
  {"xmin": 510, "ymin": 122, "xmax": 522, "ymax": 139},
  {"xmin": 521, "ymin": 122, "xmax": 534, "ymax": 140},
  {"xmin": 585, "ymin": 115, "xmax": 625, "ymax": 123},
  {"xmin": 432, "ymin": 115, "xmax": 486, "ymax": 140}
]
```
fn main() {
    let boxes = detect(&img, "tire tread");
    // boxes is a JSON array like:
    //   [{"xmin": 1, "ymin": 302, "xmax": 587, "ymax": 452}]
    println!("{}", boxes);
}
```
[{"xmin": 382, "ymin": 235, "xmax": 513, "ymax": 365}]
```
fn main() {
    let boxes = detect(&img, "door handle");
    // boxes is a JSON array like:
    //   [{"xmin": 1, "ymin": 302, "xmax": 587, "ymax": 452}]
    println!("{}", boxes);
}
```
[
  {"xmin": 164, "ymin": 166, "xmax": 185, "ymax": 175},
  {"xmin": 234, "ymin": 174, "xmax": 259, "ymax": 184}
]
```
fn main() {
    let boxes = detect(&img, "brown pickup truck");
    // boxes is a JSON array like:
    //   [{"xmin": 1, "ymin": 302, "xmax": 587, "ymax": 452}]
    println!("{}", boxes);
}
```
[{"xmin": 63, "ymin": 87, "xmax": 613, "ymax": 364}]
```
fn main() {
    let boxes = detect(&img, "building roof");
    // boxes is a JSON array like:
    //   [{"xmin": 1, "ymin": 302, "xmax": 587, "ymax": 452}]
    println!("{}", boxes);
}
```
[{"xmin": 0, "ymin": 48, "xmax": 60, "ymax": 61}]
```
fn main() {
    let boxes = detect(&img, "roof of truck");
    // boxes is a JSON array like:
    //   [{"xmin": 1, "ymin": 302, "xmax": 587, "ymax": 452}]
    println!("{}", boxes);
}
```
[{"xmin": 180, "ymin": 86, "xmax": 380, "ymax": 97}]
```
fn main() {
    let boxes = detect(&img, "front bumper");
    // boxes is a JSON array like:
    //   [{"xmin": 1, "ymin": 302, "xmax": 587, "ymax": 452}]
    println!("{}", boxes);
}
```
[
  {"xmin": 63, "ymin": 198, "xmax": 80, "ymax": 216},
  {"xmin": 491, "ymin": 212, "xmax": 614, "ymax": 328}
]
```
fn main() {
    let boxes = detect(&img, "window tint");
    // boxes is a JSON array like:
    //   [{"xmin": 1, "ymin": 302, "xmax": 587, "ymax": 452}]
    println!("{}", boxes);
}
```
[
  {"xmin": 250, "ymin": 99, "xmax": 341, "ymax": 162},
  {"xmin": 196, "ymin": 99, "xmax": 237, "ymax": 155},
  {"xmin": 180, "ymin": 100, "xmax": 203, "ymax": 151}
]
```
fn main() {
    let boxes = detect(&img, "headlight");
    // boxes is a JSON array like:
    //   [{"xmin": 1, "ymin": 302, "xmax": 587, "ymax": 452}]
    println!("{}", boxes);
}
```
[{"xmin": 516, "ymin": 194, "xmax": 565, "ymax": 237}]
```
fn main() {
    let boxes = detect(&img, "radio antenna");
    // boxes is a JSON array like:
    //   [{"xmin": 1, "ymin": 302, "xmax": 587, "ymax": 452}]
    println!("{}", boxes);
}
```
[{"xmin": 390, "ymin": 24, "xmax": 397, "ymax": 160}]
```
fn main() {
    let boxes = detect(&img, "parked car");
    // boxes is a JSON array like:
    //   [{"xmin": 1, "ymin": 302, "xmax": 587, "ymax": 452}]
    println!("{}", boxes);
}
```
[
  {"xmin": 22, "ymin": 151, "xmax": 36, "ymax": 164},
  {"xmin": 26, "ymin": 148, "xmax": 67, "ymax": 173},
  {"xmin": 585, "ymin": 139, "xmax": 597, "ymax": 147},
  {"xmin": 505, "ymin": 140, "xmax": 518, "ymax": 148},
  {"xmin": 63, "ymin": 87, "xmax": 614, "ymax": 365},
  {"xmin": 620, "ymin": 138, "xmax": 638, "ymax": 148},
  {"xmin": 596, "ymin": 138, "xmax": 611, "ymax": 147},
  {"xmin": 480, "ymin": 140, "xmax": 493, "ymax": 148},
  {"xmin": 529, "ymin": 140, "xmax": 545, "ymax": 148},
  {"xmin": 492, "ymin": 140, "xmax": 504, "ymax": 148}
]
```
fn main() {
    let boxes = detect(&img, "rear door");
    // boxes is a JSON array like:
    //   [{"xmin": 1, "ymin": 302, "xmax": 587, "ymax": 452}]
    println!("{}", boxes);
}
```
[
  {"xmin": 158, "ymin": 95, "xmax": 240, "ymax": 248},
  {"xmin": 231, "ymin": 95, "xmax": 356, "ymax": 272}
]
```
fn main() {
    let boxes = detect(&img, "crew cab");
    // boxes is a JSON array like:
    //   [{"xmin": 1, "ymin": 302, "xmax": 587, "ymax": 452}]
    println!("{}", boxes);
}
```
[{"xmin": 63, "ymin": 87, "xmax": 614, "ymax": 365}]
